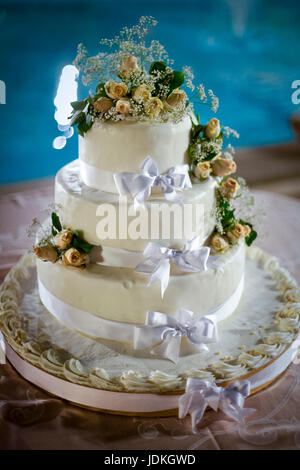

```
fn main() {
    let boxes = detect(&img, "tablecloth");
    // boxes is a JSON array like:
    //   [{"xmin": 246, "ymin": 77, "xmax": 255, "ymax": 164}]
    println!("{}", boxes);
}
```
[{"xmin": 0, "ymin": 181, "xmax": 300, "ymax": 450}]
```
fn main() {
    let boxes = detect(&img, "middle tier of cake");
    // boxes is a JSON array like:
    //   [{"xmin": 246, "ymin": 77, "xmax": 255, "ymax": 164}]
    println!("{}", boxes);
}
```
[{"xmin": 55, "ymin": 160, "xmax": 218, "ymax": 251}]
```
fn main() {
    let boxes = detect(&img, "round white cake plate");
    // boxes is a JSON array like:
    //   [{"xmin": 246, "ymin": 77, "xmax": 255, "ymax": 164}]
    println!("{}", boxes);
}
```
[
  {"xmin": 4, "ymin": 338, "xmax": 299, "ymax": 416},
  {"xmin": 1, "ymin": 247, "xmax": 300, "ymax": 416}
]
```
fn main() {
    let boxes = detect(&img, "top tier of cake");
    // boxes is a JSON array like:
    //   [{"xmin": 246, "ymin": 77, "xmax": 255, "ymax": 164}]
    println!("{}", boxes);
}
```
[{"xmin": 78, "ymin": 115, "xmax": 192, "ymax": 193}]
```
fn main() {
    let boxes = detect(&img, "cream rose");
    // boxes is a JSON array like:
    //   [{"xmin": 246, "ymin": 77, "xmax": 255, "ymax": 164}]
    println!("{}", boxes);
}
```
[
  {"xmin": 210, "ymin": 233, "xmax": 229, "ymax": 253},
  {"xmin": 211, "ymin": 157, "xmax": 237, "ymax": 177},
  {"xmin": 118, "ymin": 54, "xmax": 139, "ymax": 79},
  {"xmin": 166, "ymin": 88, "xmax": 186, "ymax": 108},
  {"xmin": 115, "ymin": 98, "xmax": 131, "ymax": 114},
  {"xmin": 144, "ymin": 97, "xmax": 163, "ymax": 118},
  {"xmin": 220, "ymin": 178, "xmax": 240, "ymax": 198},
  {"xmin": 227, "ymin": 223, "xmax": 245, "ymax": 244},
  {"xmin": 132, "ymin": 84, "xmax": 151, "ymax": 104},
  {"xmin": 93, "ymin": 97, "xmax": 114, "ymax": 113},
  {"xmin": 204, "ymin": 118, "xmax": 221, "ymax": 139},
  {"xmin": 34, "ymin": 244, "xmax": 57, "ymax": 263},
  {"xmin": 194, "ymin": 161, "xmax": 212, "ymax": 180},
  {"xmin": 243, "ymin": 224, "xmax": 252, "ymax": 238},
  {"xmin": 54, "ymin": 230, "xmax": 73, "ymax": 250},
  {"xmin": 62, "ymin": 248, "xmax": 88, "ymax": 267},
  {"xmin": 104, "ymin": 80, "xmax": 128, "ymax": 100}
]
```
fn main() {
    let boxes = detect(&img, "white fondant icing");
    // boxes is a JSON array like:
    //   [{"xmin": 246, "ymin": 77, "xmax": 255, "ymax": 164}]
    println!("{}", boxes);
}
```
[
  {"xmin": 55, "ymin": 160, "xmax": 217, "ymax": 251},
  {"xmin": 79, "ymin": 116, "xmax": 192, "ymax": 188},
  {"xmin": 36, "ymin": 242, "xmax": 245, "ymax": 324}
]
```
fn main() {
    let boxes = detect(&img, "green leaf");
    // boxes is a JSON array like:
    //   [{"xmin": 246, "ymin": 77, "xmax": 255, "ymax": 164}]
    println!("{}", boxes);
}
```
[
  {"xmin": 149, "ymin": 61, "xmax": 167, "ymax": 74},
  {"xmin": 245, "ymin": 229, "xmax": 257, "ymax": 246},
  {"xmin": 77, "ymin": 114, "xmax": 93, "ymax": 136},
  {"xmin": 169, "ymin": 71, "xmax": 185, "ymax": 95},
  {"xmin": 70, "ymin": 99, "xmax": 88, "ymax": 111},
  {"xmin": 72, "ymin": 232, "xmax": 94, "ymax": 254},
  {"xmin": 69, "ymin": 110, "xmax": 85, "ymax": 127},
  {"xmin": 238, "ymin": 219, "xmax": 257, "ymax": 246},
  {"xmin": 95, "ymin": 82, "xmax": 107, "ymax": 97},
  {"xmin": 51, "ymin": 212, "xmax": 62, "ymax": 232}
]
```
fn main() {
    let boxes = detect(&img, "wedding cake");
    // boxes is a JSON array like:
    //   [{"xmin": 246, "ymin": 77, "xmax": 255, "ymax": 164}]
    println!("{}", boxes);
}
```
[{"xmin": 1, "ymin": 18, "xmax": 300, "ymax": 425}]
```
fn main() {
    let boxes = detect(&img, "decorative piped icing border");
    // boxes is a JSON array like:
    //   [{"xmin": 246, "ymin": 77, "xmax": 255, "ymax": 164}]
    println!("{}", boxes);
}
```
[{"xmin": 0, "ymin": 248, "xmax": 300, "ymax": 394}]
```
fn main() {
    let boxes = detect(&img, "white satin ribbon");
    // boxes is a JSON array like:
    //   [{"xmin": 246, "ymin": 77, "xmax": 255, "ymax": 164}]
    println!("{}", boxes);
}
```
[
  {"xmin": 79, "ymin": 160, "xmax": 118, "ymax": 193},
  {"xmin": 134, "ymin": 309, "xmax": 218, "ymax": 363},
  {"xmin": 37, "ymin": 275, "xmax": 244, "ymax": 343},
  {"xmin": 114, "ymin": 156, "xmax": 192, "ymax": 208},
  {"xmin": 179, "ymin": 378, "xmax": 256, "ymax": 433},
  {"xmin": 135, "ymin": 237, "xmax": 210, "ymax": 297}
]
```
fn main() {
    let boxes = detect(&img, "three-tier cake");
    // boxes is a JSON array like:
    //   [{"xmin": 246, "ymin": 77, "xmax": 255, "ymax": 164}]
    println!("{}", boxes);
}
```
[{"xmin": 1, "ymin": 17, "xmax": 299, "ymax": 420}]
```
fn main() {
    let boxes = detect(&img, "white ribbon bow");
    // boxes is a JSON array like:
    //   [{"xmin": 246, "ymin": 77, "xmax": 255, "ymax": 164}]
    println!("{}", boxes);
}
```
[
  {"xmin": 135, "ymin": 237, "xmax": 210, "ymax": 297},
  {"xmin": 114, "ymin": 156, "xmax": 192, "ymax": 208},
  {"xmin": 134, "ymin": 309, "xmax": 218, "ymax": 363},
  {"xmin": 179, "ymin": 378, "xmax": 256, "ymax": 434}
]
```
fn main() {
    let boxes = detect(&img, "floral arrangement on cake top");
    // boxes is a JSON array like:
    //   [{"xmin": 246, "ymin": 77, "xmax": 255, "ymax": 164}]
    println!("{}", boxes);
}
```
[{"xmin": 69, "ymin": 16, "xmax": 219, "ymax": 134}]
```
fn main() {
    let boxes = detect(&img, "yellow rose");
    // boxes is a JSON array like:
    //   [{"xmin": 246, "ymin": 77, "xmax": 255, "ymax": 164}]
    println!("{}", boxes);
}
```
[
  {"xmin": 118, "ymin": 54, "xmax": 139, "ymax": 79},
  {"xmin": 166, "ymin": 89, "xmax": 186, "ymax": 108},
  {"xmin": 104, "ymin": 80, "xmax": 128, "ymax": 100},
  {"xmin": 204, "ymin": 118, "xmax": 221, "ymax": 139},
  {"xmin": 220, "ymin": 178, "xmax": 240, "ymax": 198},
  {"xmin": 227, "ymin": 223, "xmax": 245, "ymax": 244},
  {"xmin": 210, "ymin": 234, "xmax": 229, "ymax": 253},
  {"xmin": 144, "ymin": 97, "xmax": 163, "ymax": 118},
  {"xmin": 115, "ymin": 98, "xmax": 131, "ymax": 114},
  {"xmin": 62, "ymin": 248, "xmax": 88, "ymax": 267},
  {"xmin": 211, "ymin": 157, "xmax": 237, "ymax": 177},
  {"xmin": 194, "ymin": 161, "xmax": 212, "ymax": 180},
  {"xmin": 132, "ymin": 85, "xmax": 151, "ymax": 104},
  {"xmin": 34, "ymin": 244, "xmax": 57, "ymax": 262},
  {"xmin": 54, "ymin": 230, "xmax": 73, "ymax": 250},
  {"xmin": 93, "ymin": 97, "xmax": 114, "ymax": 113},
  {"xmin": 243, "ymin": 224, "xmax": 252, "ymax": 238}
]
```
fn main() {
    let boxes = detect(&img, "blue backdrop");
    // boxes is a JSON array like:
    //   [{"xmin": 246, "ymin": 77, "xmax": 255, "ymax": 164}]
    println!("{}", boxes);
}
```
[{"xmin": 0, "ymin": 0, "xmax": 299, "ymax": 184}]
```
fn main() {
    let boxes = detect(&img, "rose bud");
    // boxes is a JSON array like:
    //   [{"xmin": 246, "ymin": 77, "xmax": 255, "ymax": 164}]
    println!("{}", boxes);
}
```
[
  {"xmin": 227, "ymin": 223, "xmax": 245, "ymax": 244},
  {"xmin": 211, "ymin": 157, "xmax": 237, "ymax": 177},
  {"xmin": 132, "ymin": 85, "xmax": 151, "ymax": 104},
  {"xmin": 54, "ymin": 230, "xmax": 73, "ymax": 250},
  {"xmin": 34, "ymin": 244, "xmax": 57, "ymax": 263},
  {"xmin": 220, "ymin": 178, "xmax": 240, "ymax": 198},
  {"xmin": 144, "ymin": 97, "xmax": 163, "ymax": 118},
  {"xmin": 115, "ymin": 98, "xmax": 131, "ymax": 114},
  {"xmin": 166, "ymin": 89, "xmax": 186, "ymax": 108},
  {"xmin": 104, "ymin": 80, "xmax": 128, "ymax": 100},
  {"xmin": 118, "ymin": 54, "xmax": 139, "ymax": 79},
  {"xmin": 62, "ymin": 248, "xmax": 88, "ymax": 267},
  {"xmin": 194, "ymin": 161, "xmax": 212, "ymax": 180},
  {"xmin": 210, "ymin": 233, "xmax": 229, "ymax": 253},
  {"xmin": 204, "ymin": 118, "xmax": 221, "ymax": 139},
  {"xmin": 243, "ymin": 224, "xmax": 252, "ymax": 238},
  {"xmin": 93, "ymin": 97, "xmax": 114, "ymax": 113}
]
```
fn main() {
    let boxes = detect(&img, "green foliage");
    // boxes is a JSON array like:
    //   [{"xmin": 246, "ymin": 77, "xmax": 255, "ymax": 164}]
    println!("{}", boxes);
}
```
[
  {"xmin": 149, "ymin": 61, "xmax": 166, "ymax": 74},
  {"xmin": 69, "ymin": 99, "xmax": 93, "ymax": 136},
  {"xmin": 218, "ymin": 196, "xmax": 236, "ymax": 232},
  {"xmin": 238, "ymin": 219, "xmax": 258, "ymax": 246},
  {"xmin": 72, "ymin": 231, "xmax": 94, "ymax": 254},
  {"xmin": 51, "ymin": 212, "xmax": 62, "ymax": 232},
  {"xmin": 169, "ymin": 71, "xmax": 185, "ymax": 94}
]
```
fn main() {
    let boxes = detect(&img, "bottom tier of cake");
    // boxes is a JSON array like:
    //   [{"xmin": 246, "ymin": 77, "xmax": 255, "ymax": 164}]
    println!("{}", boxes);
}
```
[
  {"xmin": 36, "ymin": 242, "xmax": 245, "ymax": 328},
  {"xmin": 0, "ymin": 246, "xmax": 299, "ymax": 416}
]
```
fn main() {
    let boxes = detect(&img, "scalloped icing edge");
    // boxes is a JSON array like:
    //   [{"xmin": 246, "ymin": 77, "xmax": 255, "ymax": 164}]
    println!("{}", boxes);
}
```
[{"xmin": 0, "ymin": 247, "xmax": 300, "ymax": 393}]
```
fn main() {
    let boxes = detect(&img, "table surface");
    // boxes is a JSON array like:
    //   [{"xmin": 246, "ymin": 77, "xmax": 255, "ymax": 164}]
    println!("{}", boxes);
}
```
[{"xmin": 0, "ymin": 180, "xmax": 300, "ymax": 450}]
